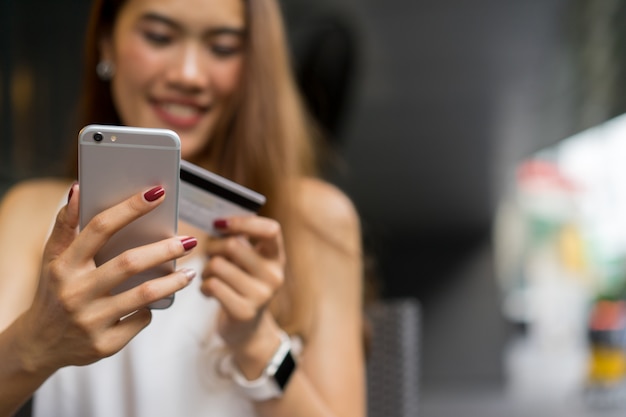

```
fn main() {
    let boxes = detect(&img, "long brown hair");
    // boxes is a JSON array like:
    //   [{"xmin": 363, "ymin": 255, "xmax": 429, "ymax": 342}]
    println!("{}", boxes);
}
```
[{"xmin": 72, "ymin": 0, "xmax": 322, "ymax": 337}]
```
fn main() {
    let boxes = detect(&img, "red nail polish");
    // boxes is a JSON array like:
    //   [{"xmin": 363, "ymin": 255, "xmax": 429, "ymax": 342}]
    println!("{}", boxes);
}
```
[
  {"xmin": 214, "ymin": 219, "xmax": 228, "ymax": 229},
  {"xmin": 181, "ymin": 237, "xmax": 198, "ymax": 251},
  {"xmin": 144, "ymin": 186, "xmax": 165, "ymax": 202}
]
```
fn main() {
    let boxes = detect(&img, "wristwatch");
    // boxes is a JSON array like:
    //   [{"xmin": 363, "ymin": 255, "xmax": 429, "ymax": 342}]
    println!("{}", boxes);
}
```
[{"xmin": 229, "ymin": 330, "xmax": 297, "ymax": 401}]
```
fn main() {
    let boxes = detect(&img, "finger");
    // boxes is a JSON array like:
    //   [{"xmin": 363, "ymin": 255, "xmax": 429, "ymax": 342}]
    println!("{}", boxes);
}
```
[
  {"xmin": 90, "ymin": 236, "xmax": 197, "ymax": 296},
  {"xmin": 213, "ymin": 216, "xmax": 283, "ymax": 259},
  {"xmin": 201, "ymin": 276, "xmax": 258, "ymax": 322},
  {"xmin": 43, "ymin": 182, "xmax": 80, "ymax": 262},
  {"xmin": 103, "ymin": 268, "xmax": 196, "ymax": 320},
  {"xmin": 101, "ymin": 308, "xmax": 153, "ymax": 353},
  {"xmin": 213, "ymin": 216, "xmax": 280, "ymax": 240},
  {"xmin": 205, "ymin": 236, "xmax": 256, "ymax": 272},
  {"xmin": 205, "ymin": 236, "xmax": 283, "ymax": 287},
  {"xmin": 69, "ymin": 186, "xmax": 166, "ymax": 263},
  {"xmin": 203, "ymin": 256, "xmax": 272, "ymax": 303}
]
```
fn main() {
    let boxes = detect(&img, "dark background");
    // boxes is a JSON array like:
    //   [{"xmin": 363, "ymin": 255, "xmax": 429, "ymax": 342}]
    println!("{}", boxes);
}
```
[{"xmin": 3, "ymin": 0, "xmax": 626, "ymax": 414}]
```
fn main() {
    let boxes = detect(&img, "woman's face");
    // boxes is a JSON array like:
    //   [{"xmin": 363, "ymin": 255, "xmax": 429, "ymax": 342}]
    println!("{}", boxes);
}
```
[{"xmin": 101, "ymin": 0, "xmax": 246, "ymax": 159}]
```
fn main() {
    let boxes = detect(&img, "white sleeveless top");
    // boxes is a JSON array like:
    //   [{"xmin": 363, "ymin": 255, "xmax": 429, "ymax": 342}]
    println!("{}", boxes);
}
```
[{"xmin": 33, "ymin": 256, "xmax": 256, "ymax": 417}]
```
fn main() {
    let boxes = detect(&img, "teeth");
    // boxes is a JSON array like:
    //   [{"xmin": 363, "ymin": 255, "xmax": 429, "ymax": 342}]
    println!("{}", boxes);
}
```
[{"xmin": 161, "ymin": 103, "xmax": 199, "ymax": 118}]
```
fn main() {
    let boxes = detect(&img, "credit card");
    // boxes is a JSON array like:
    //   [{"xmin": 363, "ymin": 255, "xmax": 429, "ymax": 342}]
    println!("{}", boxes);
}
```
[{"xmin": 179, "ymin": 160, "xmax": 266, "ymax": 235}]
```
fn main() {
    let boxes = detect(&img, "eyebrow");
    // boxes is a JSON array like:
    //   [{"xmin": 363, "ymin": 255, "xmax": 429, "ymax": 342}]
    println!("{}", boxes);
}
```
[{"xmin": 140, "ymin": 12, "xmax": 246, "ymax": 37}]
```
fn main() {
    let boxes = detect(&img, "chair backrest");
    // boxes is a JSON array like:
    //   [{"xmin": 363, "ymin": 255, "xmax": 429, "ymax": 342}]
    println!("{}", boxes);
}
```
[{"xmin": 366, "ymin": 298, "xmax": 421, "ymax": 417}]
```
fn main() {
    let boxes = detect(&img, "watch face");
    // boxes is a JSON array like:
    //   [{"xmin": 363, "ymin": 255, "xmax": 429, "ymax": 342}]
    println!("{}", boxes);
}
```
[{"xmin": 274, "ymin": 351, "xmax": 296, "ymax": 390}]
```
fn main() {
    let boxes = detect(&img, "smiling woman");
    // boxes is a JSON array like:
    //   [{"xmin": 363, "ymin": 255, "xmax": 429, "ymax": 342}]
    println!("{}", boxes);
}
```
[
  {"xmin": 0, "ymin": 0, "xmax": 366, "ymax": 417},
  {"xmin": 100, "ymin": 0, "xmax": 246, "ymax": 159}
]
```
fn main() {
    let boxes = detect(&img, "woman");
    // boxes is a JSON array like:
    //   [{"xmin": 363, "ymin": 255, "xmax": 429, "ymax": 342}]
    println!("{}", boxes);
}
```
[{"xmin": 0, "ymin": 0, "xmax": 365, "ymax": 416}]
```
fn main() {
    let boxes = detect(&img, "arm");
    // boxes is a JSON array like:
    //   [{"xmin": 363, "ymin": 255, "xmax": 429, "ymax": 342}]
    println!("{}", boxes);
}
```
[
  {"xmin": 0, "ymin": 182, "xmax": 197, "ymax": 417},
  {"xmin": 202, "ymin": 178, "xmax": 365, "ymax": 417},
  {"xmin": 0, "ymin": 180, "xmax": 69, "ymax": 415},
  {"xmin": 285, "ymin": 179, "xmax": 365, "ymax": 417}
]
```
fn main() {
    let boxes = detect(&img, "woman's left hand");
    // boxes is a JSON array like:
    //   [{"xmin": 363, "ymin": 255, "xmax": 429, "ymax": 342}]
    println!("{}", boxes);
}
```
[{"xmin": 200, "ymin": 216, "xmax": 285, "ymax": 351}]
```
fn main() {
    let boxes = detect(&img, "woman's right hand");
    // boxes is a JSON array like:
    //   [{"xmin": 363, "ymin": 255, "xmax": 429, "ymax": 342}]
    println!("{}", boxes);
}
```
[{"xmin": 13, "ymin": 184, "xmax": 196, "ymax": 374}]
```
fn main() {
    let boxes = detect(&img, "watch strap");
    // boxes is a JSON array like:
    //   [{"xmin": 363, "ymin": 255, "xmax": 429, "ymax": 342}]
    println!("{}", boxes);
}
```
[{"xmin": 229, "ymin": 330, "xmax": 296, "ymax": 401}]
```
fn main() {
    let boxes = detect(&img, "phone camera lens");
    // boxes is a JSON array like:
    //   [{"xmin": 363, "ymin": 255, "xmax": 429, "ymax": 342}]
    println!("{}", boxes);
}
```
[{"xmin": 93, "ymin": 132, "xmax": 103, "ymax": 142}]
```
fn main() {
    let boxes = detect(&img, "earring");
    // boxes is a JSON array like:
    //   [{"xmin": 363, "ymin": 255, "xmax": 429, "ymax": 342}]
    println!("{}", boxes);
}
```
[{"xmin": 96, "ymin": 60, "xmax": 115, "ymax": 81}]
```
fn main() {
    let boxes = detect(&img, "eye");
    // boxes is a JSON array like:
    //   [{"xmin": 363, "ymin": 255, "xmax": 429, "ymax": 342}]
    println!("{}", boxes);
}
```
[
  {"xmin": 211, "ymin": 44, "xmax": 241, "ymax": 58},
  {"xmin": 208, "ymin": 36, "xmax": 244, "ymax": 58},
  {"xmin": 143, "ymin": 30, "xmax": 173, "ymax": 46}
]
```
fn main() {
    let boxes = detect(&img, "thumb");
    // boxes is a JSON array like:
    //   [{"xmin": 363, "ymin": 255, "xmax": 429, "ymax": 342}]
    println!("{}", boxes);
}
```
[{"xmin": 43, "ymin": 183, "xmax": 80, "ymax": 262}]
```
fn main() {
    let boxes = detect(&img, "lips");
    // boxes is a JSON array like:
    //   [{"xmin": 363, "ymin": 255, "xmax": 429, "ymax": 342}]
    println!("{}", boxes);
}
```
[{"xmin": 152, "ymin": 100, "xmax": 208, "ymax": 129}]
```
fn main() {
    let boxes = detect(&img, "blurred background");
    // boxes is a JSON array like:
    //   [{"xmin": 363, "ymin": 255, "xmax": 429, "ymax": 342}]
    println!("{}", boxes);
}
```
[{"xmin": 5, "ymin": 0, "xmax": 626, "ymax": 416}]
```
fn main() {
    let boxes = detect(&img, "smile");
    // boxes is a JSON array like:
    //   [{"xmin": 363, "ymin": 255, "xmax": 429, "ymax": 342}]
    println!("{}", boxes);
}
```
[{"xmin": 152, "ymin": 101, "xmax": 208, "ymax": 129}]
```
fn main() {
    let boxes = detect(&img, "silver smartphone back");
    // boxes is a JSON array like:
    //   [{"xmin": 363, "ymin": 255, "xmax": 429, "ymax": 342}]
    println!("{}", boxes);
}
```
[{"xmin": 78, "ymin": 124, "xmax": 181, "ymax": 309}]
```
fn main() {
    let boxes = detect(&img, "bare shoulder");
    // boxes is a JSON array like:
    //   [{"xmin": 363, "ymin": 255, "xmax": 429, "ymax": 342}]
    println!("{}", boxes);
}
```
[
  {"xmin": 0, "ymin": 178, "xmax": 72, "ymax": 328},
  {"xmin": 1, "ymin": 178, "xmax": 72, "ymax": 219},
  {"xmin": 296, "ymin": 177, "xmax": 361, "ymax": 253},
  {"xmin": 0, "ymin": 178, "xmax": 73, "ymax": 245},
  {"xmin": 1, "ymin": 177, "xmax": 71, "ymax": 201}
]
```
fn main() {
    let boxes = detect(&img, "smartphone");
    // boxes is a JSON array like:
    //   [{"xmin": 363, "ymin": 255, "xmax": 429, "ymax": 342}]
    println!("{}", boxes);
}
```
[{"xmin": 78, "ymin": 124, "xmax": 181, "ymax": 309}]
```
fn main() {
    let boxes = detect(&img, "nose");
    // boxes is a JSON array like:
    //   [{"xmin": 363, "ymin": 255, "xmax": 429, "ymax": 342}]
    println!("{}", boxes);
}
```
[{"xmin": 167, "ymin": 42, "xmax": 209, "ymax": 92}]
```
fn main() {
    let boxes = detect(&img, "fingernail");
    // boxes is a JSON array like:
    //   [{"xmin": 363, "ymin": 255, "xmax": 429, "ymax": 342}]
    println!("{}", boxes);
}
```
[
  {"xmin": 180, "ymin": 237, "xmax": 198, "ymax": 251},
  {"xmin": 213, "ymin": 219, "xmax": 228, "ymax": 229},
  {"xmin": 180, "ymin": 268, "xmax": 196, "ymax": 282},
  {"xmin": 67, "ymin": 182, "xmax": 77, "ymax": 203},
  {"xmin": 144, "ymin": 186, "xmax": 165, "ymax": 202}
]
